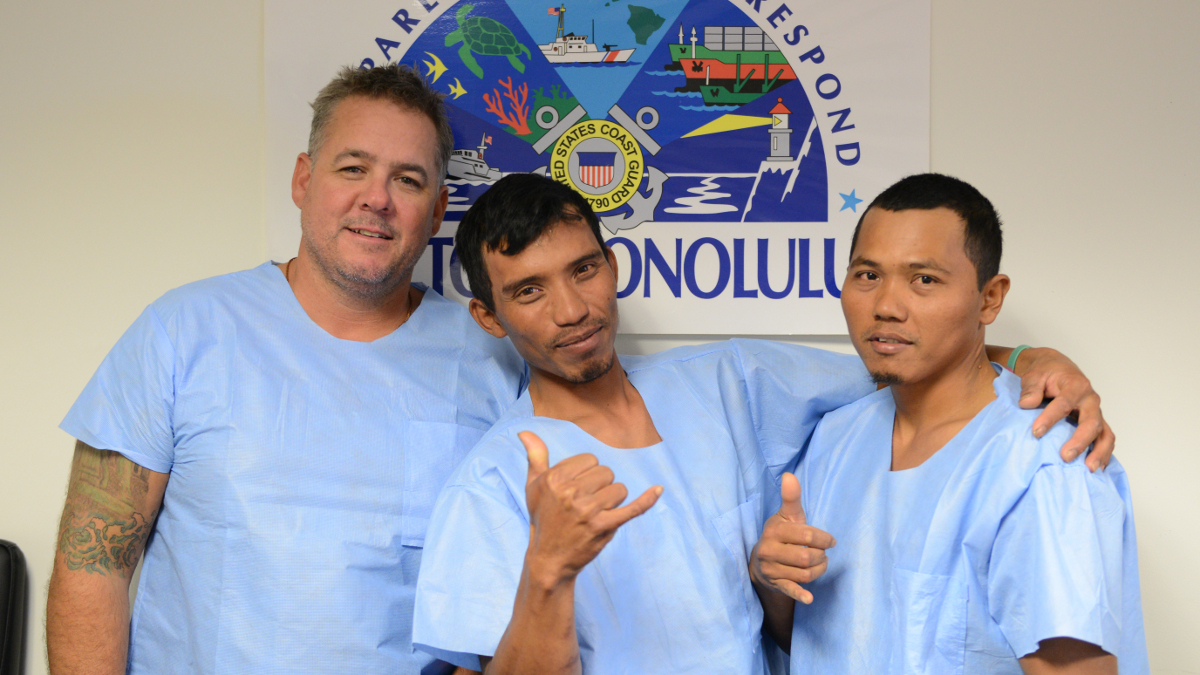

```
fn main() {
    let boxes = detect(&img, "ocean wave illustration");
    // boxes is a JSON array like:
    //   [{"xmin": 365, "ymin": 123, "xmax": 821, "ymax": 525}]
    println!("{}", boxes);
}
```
[{"xmin": 665, "ymin": 176, "xmax": 739, "ymax": 214}]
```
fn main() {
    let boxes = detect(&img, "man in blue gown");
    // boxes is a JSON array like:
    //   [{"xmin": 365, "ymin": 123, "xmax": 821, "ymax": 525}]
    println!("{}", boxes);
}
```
[
  {"xmin": 46, "ymin": 64, "xmax": 525, "ymax": 674},
  {"xmin": 752, "ymin": 174, "xmax": 1148, "ymax": 674},
  {"xmin": 412, "ymin": 174, "xmax": 1118, "ymax": 675}
]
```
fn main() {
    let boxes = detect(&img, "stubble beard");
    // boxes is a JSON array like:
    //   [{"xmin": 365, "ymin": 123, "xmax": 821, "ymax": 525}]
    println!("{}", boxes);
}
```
[
  {"xmin": 304, "ymin": 215, "xmax": 422, "ymax": 303},
  {"xmin": 565, "ymin": 348, "xmax": 617, "ymax": 384}
]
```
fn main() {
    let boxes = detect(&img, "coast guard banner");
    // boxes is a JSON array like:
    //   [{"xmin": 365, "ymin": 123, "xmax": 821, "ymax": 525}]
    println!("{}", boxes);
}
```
[{"xmin": 266, "ymin": 0, "xmax": 929, "ymax": 334}]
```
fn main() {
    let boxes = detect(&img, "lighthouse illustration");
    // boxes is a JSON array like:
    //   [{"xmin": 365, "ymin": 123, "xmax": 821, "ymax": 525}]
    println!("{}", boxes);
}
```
[{"xmin": 767, "ymin": 98, "xmax": 793, "ymax": 161}]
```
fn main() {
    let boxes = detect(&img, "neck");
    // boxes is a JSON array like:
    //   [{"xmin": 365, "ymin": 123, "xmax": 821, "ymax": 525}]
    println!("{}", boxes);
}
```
[
  {"xmin": 889, "ymin": 338, "xmax": 998, "ymax": 470},
  {"xmin": 280, "ymin": 252, "xmax": 420, "ymax": 342},
  {"xmin": 529, "ymin": 353, "xmax": 661, "ymax": 449}
]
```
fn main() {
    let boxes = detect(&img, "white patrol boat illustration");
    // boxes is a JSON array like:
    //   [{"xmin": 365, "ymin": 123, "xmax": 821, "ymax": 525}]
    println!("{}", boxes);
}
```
[
  {"xmin": 447, "ymin": 133, "xmax": 502, "ymax": 181},
  {"xmin": 540, "ymin": 4, "xmax": 635, "ymax": 64}
]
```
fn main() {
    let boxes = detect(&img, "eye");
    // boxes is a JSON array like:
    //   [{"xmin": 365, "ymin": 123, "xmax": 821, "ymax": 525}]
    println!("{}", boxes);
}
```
[
  {"xmin": 339, "ymin": 165, "xmax": 365, "ymax": 174},
  {"xmin": 916, "ymin": 275, "xmax": 936, "ymax": 285},
  {"xmin": 856, "ymin": 270, "xmax": 879, "ymax": 281}
]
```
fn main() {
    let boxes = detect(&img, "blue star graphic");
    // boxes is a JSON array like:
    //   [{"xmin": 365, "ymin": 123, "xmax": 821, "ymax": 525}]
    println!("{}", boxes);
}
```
[{"xmin": 839, "ymin": 189, "xmax": 864, "ymax": 212}]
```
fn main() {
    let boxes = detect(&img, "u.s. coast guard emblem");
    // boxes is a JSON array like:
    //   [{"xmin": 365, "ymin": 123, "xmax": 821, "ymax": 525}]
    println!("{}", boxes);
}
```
[{"xmin": 551, "ymin": 120, "xmax": 644, "ymax": 212}]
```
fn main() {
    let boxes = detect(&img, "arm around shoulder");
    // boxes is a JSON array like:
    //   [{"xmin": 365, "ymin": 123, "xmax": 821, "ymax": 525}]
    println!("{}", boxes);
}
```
[{"xmin": 47, "ymin": 440, "xmax": 168, "ymax": 675}]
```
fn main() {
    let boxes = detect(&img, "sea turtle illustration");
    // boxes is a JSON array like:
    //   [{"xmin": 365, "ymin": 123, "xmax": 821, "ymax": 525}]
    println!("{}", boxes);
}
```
[{"xmin": 445, "ymin": 4, "xmax": 531, "ymax": 78}]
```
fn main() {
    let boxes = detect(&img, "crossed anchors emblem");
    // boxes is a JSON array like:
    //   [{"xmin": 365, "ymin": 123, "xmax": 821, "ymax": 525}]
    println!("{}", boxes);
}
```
[{"xmin": 531, "ymin": 103, "xmax": 668, "ymax": 234}]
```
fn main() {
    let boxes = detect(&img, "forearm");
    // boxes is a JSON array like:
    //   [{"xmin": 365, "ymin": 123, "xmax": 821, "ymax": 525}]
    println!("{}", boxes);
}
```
[
  {"xmin": 752, "ymin": 577, "xmax": 794, "ymax": 653},
  {"xmin": 1019, "ymin": 638, "xmax": 1116, "ymax": 674},
  {"xmin": 47, "ymin": 561, "xmax": 133, "ymax": 675},
  {"xmin": 485, "ymin": 555, "xmax": 581, "ymax": 675},
  {"xmin": 47, "ymin": 441, "xmax": 166, "ymax": 675}
]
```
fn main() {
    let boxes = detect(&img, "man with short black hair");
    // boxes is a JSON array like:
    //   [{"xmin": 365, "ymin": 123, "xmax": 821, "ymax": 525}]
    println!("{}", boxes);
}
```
[
  {"xmin": 412, "ymin": 173, "xmax": 1118, "ymax": 675},
  {"xmin": 46, "ymin": 64, "xmax": 523, "ymax": 675},
  {"xmin": 754, "ymin": 173, "xmax": 1148, "ymax": 674}
]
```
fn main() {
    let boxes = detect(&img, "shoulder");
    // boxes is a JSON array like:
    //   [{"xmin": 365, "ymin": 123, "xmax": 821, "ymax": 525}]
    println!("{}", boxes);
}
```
[
  {"xmin": 412, "ymin": 287, "xmax": 527, "ymax": 382},
  {"xmin": 149, "ymin": 262, "xmax": 282, "ymax": 324},
  {"xmin": 444, "ymin": 397, "xmax": 539, "ymax": 493},
  {"xmin": 985, "ymin": 369, "xmax": 1078, "ymax": 469},
  {"xmin": 805, "ymin": 387, "xmax": 892, "ymax": 459},
  {"xmin": 817, "ymin": 386, "xmax": 891, "ymax": 429}
]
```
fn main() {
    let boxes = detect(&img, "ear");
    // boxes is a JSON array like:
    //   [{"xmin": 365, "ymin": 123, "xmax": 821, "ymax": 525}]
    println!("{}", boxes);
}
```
[
  {"xmin": 469, "ymin": 297, "xmax": 508, "ymax": 339},
  {"xmin": 979, "ymin": 274, "xmax": 1010, "ymax": 326},
  {"xmin": 292, "ymin": 153, "xmax": 313, "ymax": 209},
  {"xmin": 430, "ymin": 184, "xmax": 449, "ymax": 237},
  {"xmin": 604, "ymin": 244, "xmax": 619, "ymax": 281}
]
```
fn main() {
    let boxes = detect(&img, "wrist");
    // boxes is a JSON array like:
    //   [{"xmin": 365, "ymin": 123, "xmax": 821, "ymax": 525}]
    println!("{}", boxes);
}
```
[
  {"xmin": 524, "ymin": 550, "xmax": 577, "ymax": 593},
  {"xmin": 1007, "ymin": 344, "xmax": 1033, "ymax": 372}
]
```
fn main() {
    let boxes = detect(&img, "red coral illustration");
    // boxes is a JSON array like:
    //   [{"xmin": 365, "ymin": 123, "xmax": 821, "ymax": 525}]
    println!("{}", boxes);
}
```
[{"xmin": 483, "ymin": 77, "xmax": 531, "ymax": 136}]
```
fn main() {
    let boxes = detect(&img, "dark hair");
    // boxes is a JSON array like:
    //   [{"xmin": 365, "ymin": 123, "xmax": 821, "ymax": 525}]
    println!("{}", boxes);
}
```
[
  {"xmin": 851, "ymin": 173, "xmax": 1003, "ymax": 289},
  {"xmin": 456, "ymin": 174, "xmax": 606, "ymax": 312},
  {"xmin": 308, "ymin": 63, "xmax": 453, "ymax": 181}
]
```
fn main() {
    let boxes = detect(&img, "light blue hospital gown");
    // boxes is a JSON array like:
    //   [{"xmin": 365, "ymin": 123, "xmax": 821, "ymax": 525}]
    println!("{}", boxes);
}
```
[
  {"xmin": 791, "ymin": 366, "xmax": 1148, "ymax": 674},
  {"xmin": 412, "ymin": 340, "xmax": 873, "ymax": 675},
  {"xmin": 60, "ymin": 262, "xmax": 527, "ymax": 675}
]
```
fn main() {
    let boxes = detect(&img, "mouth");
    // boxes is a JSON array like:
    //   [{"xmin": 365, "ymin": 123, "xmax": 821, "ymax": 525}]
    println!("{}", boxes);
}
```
[
  {"xmin": 554, "ymin": 323, "xmax": 605, "ymax": 350},
  {"xmin": 863, "ymin": 330, "xmax": 915, "ymax": 354},
  {"xmin": 347, "ymin": 227, "xmax": 393, "ymax": 240}
]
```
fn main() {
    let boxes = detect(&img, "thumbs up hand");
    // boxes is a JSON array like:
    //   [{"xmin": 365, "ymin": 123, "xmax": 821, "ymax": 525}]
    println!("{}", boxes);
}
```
[
  {"xmin": 749, "ymin": 472, "xmax": 835, "ymax": 605},
  {"xmin": 521, "ymin": 431, "xmax": 663, "ymax": 587}
]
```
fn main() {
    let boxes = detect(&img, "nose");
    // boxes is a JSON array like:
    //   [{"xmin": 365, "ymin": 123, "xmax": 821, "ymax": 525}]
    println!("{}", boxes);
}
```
[
  {"xmin": 359, "ymin": 175, "xmax": 393, "ymax": 214},
  {"xmin": 551, "ymin": 280, "xmax": 589, "ymax": 327},
  {"xmin": 873, "ymin": 276, "xmax": 906, "ymax": 322}
]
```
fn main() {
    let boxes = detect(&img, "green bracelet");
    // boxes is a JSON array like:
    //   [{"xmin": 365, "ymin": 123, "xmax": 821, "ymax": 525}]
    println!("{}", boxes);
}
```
[{"xmin": 1007, "ymin": 344, "xmax": 1032, "ymax": 371}]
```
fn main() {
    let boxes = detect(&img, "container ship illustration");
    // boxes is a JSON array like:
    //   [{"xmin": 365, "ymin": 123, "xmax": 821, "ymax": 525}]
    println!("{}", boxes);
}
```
[
  {"xmin": 540, "ymin": 4, "xmax": 635, "ymax": 64},
  {"xmin": 668, "ymin": 24, "xmax": 796, "ymax": 106},
  {"xmin": 447, "ymin": 134, "xmax": 502, "ymax": 182}
]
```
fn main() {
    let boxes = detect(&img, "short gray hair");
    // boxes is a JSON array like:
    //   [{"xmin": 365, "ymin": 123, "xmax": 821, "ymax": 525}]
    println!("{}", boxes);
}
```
[{"xmin": 308, "ymin": 63, "xmax": 454, "ymax": 182}]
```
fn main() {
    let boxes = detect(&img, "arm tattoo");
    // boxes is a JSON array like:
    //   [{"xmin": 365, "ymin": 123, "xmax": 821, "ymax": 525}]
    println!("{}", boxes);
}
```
[{"xmin": 56, "ymin": 441, "xmax": 158, "ymax": 577}]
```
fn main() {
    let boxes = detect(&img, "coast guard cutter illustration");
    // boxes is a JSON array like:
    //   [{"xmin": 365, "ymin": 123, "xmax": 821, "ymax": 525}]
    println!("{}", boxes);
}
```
[{"xmin": 540, "ymin": 4, "xmax": 635, "ymax": 64}]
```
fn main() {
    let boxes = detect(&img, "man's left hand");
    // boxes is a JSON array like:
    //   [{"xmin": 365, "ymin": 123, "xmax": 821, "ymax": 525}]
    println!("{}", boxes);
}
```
[{"xmin": 1014, "ymin": 347, "xmax": 1114, "ymax": 471}]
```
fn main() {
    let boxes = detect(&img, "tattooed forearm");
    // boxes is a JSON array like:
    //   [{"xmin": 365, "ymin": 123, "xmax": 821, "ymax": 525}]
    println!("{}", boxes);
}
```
[
  {"xmin": 58, "ymin": 512, "xmax": 153, "ymax": 574},
  {"xmin": 56, "ymin": 441, "xmax": 159, "ymax": 578}
]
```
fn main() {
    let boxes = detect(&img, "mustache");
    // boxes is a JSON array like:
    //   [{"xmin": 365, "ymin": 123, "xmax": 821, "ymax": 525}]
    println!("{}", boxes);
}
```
[{"xmin": 551, "ymin": 319, "xmax": 609, "ymax": 348}]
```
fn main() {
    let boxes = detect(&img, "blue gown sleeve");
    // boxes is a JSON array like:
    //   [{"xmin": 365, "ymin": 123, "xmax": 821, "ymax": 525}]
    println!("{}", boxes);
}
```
[
  {"xmin": 987, "ymin": 460, "xmax": 1132, "ymax": 660},
  {"xmin": 731, "ymin": 339, "xmax": 874, "ymax": 477},
  {"xmin": 59, "ymin": 304, "xmax": 176, "ymax": 473},
  {"xmin": 412, "ymin": 482, "xmax": 528, "ymax": 670}
]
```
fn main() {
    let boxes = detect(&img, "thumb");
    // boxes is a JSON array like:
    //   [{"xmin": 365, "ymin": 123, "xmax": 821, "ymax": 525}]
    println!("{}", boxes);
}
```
[
  {"xmin": 779, "ymin": 472, "xmax": 805, "ymax": 524},
  {"xmin": 1018, "ymin": 371, "xmax": 1047, "ymax": 409},
  {"xmin": 519, "ymin": 431, "xmax": 549, "ymax": 486}
]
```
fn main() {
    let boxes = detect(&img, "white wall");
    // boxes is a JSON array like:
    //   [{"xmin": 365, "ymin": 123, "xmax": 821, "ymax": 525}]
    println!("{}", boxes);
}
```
[{"xmin": 1, "ymin": 1, "xmax": 1195, "ymax": 673}]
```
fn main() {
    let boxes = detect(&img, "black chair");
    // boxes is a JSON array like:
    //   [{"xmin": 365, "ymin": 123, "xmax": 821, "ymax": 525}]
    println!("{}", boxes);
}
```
[{"xmin": 0, "ymin": 540, "xmax": 26, "ymax": 675}]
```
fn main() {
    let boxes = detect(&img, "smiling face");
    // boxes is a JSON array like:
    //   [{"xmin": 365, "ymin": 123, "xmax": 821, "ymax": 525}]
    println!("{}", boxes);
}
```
[
  {"xmin": 291, "ymin": 96, "xmax": 448, "ymax": 300},
  {"xmin": 842, "ymin": 206, "xmax": 1008, "ymax": 387},
  {"xmin": 469, "ymin": 218, "xmax": 619, "ymax": 385}
]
